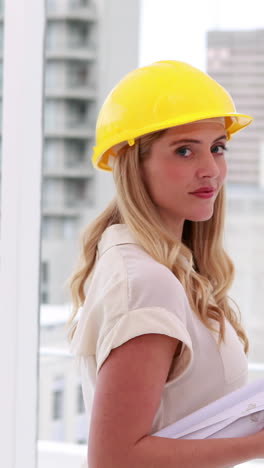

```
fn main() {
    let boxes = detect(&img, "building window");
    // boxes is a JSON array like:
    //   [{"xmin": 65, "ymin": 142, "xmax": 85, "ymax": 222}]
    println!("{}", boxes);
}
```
[
  {"xmin": 40, "ymin": 262, "xmax": 49, "ymax": 304},
  {"xmin": 0, "ymin": 62, "xmax": 2, "ymax": 89},
  {"xmin": 77, "ymin": 384, "xmax": 85, "ymax": 414},
  {"xmin": 66, "ymin": 101, "xmax": 87, "ymax": 128},
  {"xmin": 41, "ymin": 261, "xmax": 49, "ymax": 284},
  {"xmin": 63, "ymin": 217, "xmax": 77, "ymax": 240},
  {"xmin": 52, "ymin": 376, "xmax": 64, "ymax": 420},
  {"xmin": 69, "ymin": 0, "xmax": 89, "ymax": 8},
  {"xmin": 46, "ymin": 0, "xmax": 56, "ymax": 11},
  {"xmin": 67, "ymin": 22, "xmax": 88, "ymax": 48},
  {"xmin": 67, "ymin": 62, "xmax": 88, "ymax": 88},
  {"xmin": 45, "ymin": 63, "xmax": 61, "ymax": 90},
  {"xmin": 41, "ymin": 290, "xmax": 49, "ymax": 304},
  {"xmin": 42, "ymin": 180, "xmax": 62, "ymax": 210},
  {"xmin": 45, "ymin": 23, "xmax": 64, "ymax": 50},
  {"xmin": 76, "ymin": 437, "xmax": 87, "ymax": 444},
  {"xmin": 65, "ymin": 140, "xmax": 86, "ymax": 167},
  {"xmin": 64, "ymin": 179, "xmax": 87, "ymax": 207},
  {"xmin": 53, "ymin": 390, "xmax": 63, "ymax": 420}
]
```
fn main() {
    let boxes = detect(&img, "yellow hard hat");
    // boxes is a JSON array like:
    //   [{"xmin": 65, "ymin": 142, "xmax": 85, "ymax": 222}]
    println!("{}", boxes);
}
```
[{"xmin": 92, "ymin": 60, "xmax": 253, "ymax": 172}]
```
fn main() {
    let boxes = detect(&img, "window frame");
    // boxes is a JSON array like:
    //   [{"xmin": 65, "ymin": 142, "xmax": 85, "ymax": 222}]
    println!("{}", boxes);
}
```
[{"xmin": 0, "ymin": 0, "xmax": 45, "ymax": 467}]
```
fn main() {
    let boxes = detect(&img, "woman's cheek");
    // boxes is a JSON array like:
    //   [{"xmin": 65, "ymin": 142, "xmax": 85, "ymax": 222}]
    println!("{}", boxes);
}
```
[
  {"xmin": 222, "ymin": 160, "xmax": 228, "ymax": 180},
  {"xmin": 162, "ymin": 161, "xmax": 187, "ymax": 181}
]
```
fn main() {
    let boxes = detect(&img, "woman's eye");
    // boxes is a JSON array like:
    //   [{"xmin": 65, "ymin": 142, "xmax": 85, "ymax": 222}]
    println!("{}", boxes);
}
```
[
  {"xmin": 175, "ymin": 144, "xmax": 228, "ymax": 158},
  {"xmin": 212, "ymin": 144, "xmax": 228, "ymax": 155},
  {"xmin": 175, "ymin": 147, "xmax": 192, "ymax": 157}
]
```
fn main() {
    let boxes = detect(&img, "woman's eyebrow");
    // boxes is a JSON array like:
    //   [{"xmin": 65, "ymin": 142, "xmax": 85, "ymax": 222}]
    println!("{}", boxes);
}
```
[{"xmin": 169, "ymin": 135, "xmax": 227, "ymax": 146}]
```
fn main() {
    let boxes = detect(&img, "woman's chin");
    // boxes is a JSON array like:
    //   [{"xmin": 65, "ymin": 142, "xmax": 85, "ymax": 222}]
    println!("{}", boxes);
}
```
[{"xmin": 187, "ymin": 210, "xmax": 214, "ymax": 222}]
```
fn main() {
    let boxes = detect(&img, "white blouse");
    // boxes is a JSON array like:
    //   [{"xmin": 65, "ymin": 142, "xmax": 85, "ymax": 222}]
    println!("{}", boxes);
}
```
[{"xmin": 70, "ymin": 223, "xmax": 248, "ymax": 440}]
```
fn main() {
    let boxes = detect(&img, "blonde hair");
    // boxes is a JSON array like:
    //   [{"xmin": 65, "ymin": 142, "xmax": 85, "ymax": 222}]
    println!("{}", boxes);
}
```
[{"xmin": 65, "ymin": 129, "xmax": 249, "ymax": 354}]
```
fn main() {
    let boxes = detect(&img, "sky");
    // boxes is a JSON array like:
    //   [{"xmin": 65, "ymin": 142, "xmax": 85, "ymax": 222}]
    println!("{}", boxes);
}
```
[{"xmin": 139, "ymin": 0, "xmax": 264, "ymax": 70}]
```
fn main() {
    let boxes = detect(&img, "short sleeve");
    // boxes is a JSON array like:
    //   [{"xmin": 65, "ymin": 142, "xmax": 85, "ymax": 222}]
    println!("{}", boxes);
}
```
[
  {"xmin": 70, "ymin": 244, "xmax": 194, "ymax": 383},
  {"xmin": 96, "ymin": 306, "xmax": 193, "ymax": 378}
]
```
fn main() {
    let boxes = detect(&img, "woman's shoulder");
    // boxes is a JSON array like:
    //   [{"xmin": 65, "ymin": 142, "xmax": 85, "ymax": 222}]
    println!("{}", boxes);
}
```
[
  {"xmin": 92, "ymin": 224, "xmax": 188, "ymax": 306},
  {"xmin": 113, "ymin": 243, "xmax": 188, "ymax": 314},
  {"xmin": 96, "ymin": 240, "xmax": 182, "ymax": 287}
]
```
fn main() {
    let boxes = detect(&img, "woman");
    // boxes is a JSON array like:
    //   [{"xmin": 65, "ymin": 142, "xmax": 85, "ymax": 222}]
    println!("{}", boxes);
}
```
[{"xmin": 66, "ymin": 61, "xmax": 264, "ymax": 467}]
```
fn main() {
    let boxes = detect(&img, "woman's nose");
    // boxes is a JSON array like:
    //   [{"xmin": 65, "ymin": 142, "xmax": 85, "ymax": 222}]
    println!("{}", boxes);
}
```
[{"xmin": 197, "ymin": 151, "xmax": 221, "ymax": 178}]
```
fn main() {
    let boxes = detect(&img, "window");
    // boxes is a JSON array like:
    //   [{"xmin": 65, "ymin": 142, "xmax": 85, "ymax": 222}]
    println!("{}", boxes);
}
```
[
  {"xmin": 63, "ymin": 217, "xmax": 77, "ymax": 239},
  {"xmin": 42, "ymin": 179, "xmax": 63, "ymax": 209},
  {"xmin": 41, "ymin": 290, "xmax": 49, "ymax": 304},
  {"xmin": 45, "ymin": 63, "xmax": 62, "ymax": 89},
  {"xmin": 42, "ymin": 216, "xmax": 64, "ymax": 240},
  {"xmin": 46, "ymin": 0, "xmax": 56, "ymax": 11},
  {"xmin": 4, "ymin": 1, "xmax": 264, "ymax": 468},
  {"xmin": 52, "ymin": 376, "xmax": 64, "ymax": 419},
  {"xmin": 46, "ymin": 23, "xmax": 65, "ymax": 50},
  {"xmin": 41, "ymin": 261, "xmax": 49, "ymax": 284},
  {"xmin": 67, "ymin": 22, "xmax": 88, "ymax": 48},
  {"xmin": 64, "ymin": 179, "xmax": 86, "ymax": 206},
  {"xmin": 51, "ymin": 376, "xmax": 65, "ymax": 442},
  {"xmin": 77, "ymin": 384, "xmax": 85, "ymax": 414},
  {"xmin": 53, "ymin": 389, "xmax": 64, "ymax": 420},
  {"xmin": 69, "ymin": 0, "xmax": 89, "ymax": 8},
  {"xmin": 67, "ymin": 62, "xmax": 88, "ymax": 88},
  {"xmin": 66, "ymin": 101, "xmax": 87, "ymax": 127},
  {"xmin": 43, "ymin": 141, "xmax": 61, "ymax": 169},
  {"xmin": 65, "ymin": 141, "xmax": 86, "ymax": 167}
]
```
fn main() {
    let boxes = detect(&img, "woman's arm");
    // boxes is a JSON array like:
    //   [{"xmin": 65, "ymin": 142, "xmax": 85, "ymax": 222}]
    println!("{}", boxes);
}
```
[
  {"xmin": 87, "ymin": 333, "xmax": 263, "ymax": 468},
  {"xmin": 130, "ymin": 430, "xmax": 263, "ymax": 468}
]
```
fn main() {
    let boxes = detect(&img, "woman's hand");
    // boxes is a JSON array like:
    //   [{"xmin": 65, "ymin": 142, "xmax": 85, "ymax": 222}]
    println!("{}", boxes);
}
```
[{"xmin": 247, "ymin": 427, "xmax": 264, "ymax": 459}]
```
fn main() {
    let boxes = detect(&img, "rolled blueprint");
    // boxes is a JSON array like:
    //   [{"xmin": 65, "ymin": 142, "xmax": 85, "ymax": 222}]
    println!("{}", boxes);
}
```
[{"xmin": 153, "ymin": 378, "xmax": 264, "ymax": 439}]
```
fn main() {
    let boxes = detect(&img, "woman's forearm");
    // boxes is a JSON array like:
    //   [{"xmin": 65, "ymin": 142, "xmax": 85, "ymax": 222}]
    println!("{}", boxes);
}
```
[{"xmin": 123, "ymin": 433, "xmax": 263, "ymax": 468}]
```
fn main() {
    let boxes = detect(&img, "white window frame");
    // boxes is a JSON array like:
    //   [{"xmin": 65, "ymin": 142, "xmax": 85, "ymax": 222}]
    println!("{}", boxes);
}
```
[{"xmin": 0, "ymin": 1, "xmax": 45, "ymax": 467}]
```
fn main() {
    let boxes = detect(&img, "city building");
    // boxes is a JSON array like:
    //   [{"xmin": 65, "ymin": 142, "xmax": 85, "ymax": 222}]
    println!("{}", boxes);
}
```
[
  {"xmin": 41, "ymin": 0, "xmax": 140, "ymax": 306},
  {"xmin": 41, "ymin": 0, "xmax": 99, "ymax": 305},
  {"xmin": 207, "ymin": 29, "xmax": 264, "ymax": 187}
]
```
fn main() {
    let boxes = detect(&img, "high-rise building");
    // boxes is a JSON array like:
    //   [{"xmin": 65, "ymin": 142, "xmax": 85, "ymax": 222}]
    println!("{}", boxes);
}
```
[
  {"xmin": 207, "ymin": 29, "xmax": 264, "ymax": 187},
  {"xmin": 42, "ymin": 0, "xmax": 99, "ymax": 305},
  {"xmin": 41, "ymin": 0, "xmax": 140, "ymax": 304}
]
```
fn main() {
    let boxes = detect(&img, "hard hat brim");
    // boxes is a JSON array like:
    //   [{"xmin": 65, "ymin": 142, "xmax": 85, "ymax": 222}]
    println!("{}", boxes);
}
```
[{"xmin": 92, "ymin": 112, "xmax": 253, "ymax": 172}]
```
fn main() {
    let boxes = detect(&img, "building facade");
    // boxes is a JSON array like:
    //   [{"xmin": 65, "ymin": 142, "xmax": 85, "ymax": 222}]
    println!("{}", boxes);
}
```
[
  {"xmin": 207, "ymin": 29, "xmax": 264, "ymax": 187},
  {"xmin": 41, "ymin": 0, "xmax": 140, "ymax": 305}
]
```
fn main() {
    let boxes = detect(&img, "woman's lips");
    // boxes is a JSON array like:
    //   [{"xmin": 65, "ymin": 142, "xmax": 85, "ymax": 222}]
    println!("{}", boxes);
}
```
[{"xmin": 190, "ymin": 190, "xmax": 215, "ymax": 198}]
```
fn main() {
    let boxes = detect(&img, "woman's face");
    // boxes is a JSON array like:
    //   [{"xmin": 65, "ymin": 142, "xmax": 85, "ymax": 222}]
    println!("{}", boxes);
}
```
[{"xmin": 140, "ymin": 120, "xmax": 228, "ymax": 240}]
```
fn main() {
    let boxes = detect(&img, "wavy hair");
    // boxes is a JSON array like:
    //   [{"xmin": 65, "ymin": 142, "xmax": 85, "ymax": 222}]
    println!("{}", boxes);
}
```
[{"xmin": 65, "ymin": 129, "xmax": 249, "ymax": 354}]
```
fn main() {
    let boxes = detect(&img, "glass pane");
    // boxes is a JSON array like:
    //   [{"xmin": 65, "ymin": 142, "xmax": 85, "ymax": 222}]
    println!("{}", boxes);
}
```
[
  {"xmin": 37, "ymin": 0, "xmax": 264, "ymax": 467},
  {"xmin": 38, "ymin": 0, "xmax": 98, "ymax": 466}
]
